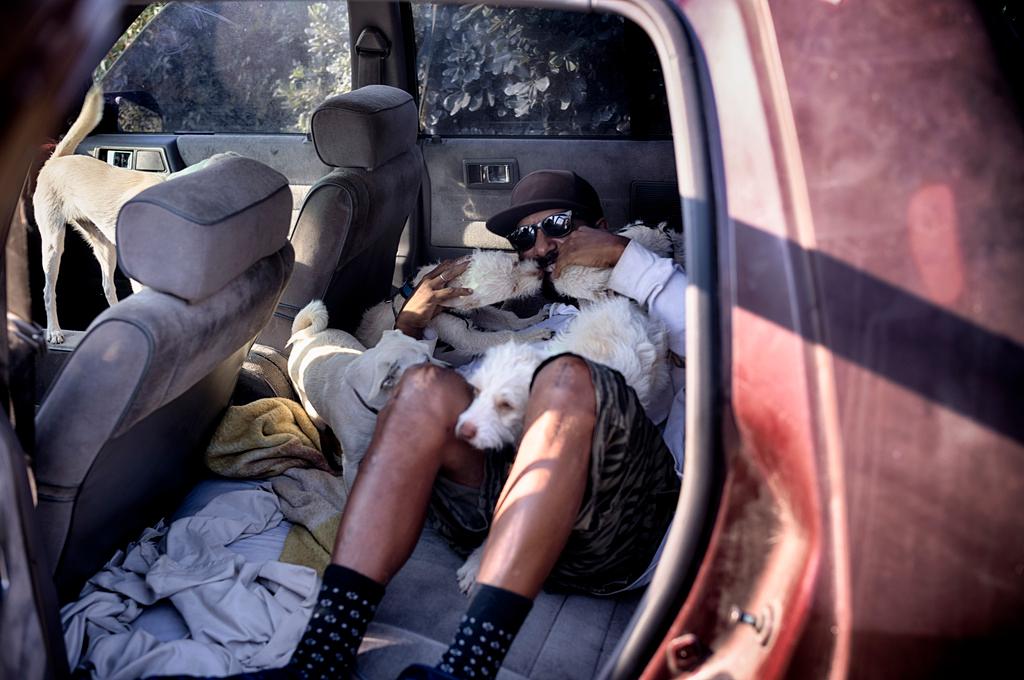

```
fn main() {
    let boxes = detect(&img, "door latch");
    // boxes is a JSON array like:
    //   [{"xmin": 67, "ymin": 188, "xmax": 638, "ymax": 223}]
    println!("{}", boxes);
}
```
[
  {"xmin": 464, "ymin": 159, "xmax": 518, "ymax": 189},
  {"xmin": 729, "ymin": 603, "xmax": 775, "ymax": 646},
  {"xmin": 666, "ymin": 633, "xmax": 711, "ymax": 674}
]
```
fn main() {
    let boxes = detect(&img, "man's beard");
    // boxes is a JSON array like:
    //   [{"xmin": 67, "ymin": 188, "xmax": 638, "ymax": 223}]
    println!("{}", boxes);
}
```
[
  {"xmin": 535, "ymin": 250, "xmax": 559, "ymax": 271},
  {"xmin": 533, "ymin": 251, "xmax": 577, "ymax": 305},
  {"xmin": 540, "ymin": 276, "xmax": 576, "ymax": 304}
]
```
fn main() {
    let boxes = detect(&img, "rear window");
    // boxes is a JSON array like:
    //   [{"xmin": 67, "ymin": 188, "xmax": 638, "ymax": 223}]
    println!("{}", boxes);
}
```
[
  {"xmin": 97, "ymin": 1, "xmax": 351, "ymax": 134},
  {"xmin": 413, "ymin": 4, "xmax": 671, "ymax": 138}
]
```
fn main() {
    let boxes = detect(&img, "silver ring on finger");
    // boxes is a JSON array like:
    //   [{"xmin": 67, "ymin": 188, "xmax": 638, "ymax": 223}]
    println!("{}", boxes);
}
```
[{"xmin": 440, "ymin": 272, "xmax": 449, "ymax": 283}]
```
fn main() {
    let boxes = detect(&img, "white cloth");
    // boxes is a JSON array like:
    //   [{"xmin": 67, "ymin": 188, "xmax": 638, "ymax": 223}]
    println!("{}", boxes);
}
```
[{"xmin": 61, "ymin": 485, "xmax": 318, "ymax": 679}]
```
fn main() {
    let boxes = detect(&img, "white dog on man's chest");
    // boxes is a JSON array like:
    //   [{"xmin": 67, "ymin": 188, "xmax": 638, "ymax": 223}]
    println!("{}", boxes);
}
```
[{"xmin": 356, "ymin": 249, "xmax": 551, "ymax": 354}]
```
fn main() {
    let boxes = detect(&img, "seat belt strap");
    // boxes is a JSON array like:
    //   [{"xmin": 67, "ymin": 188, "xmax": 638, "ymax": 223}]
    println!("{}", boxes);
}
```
[{"xmin": 354, "ymin": 27, "xmax": 391, "ymax": 88}]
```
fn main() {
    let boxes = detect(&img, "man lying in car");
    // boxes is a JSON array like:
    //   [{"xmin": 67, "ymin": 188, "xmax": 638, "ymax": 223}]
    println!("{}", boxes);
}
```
[{"xmin": 174, "ymin": 169, "xmax": 686, "ymax": 680}]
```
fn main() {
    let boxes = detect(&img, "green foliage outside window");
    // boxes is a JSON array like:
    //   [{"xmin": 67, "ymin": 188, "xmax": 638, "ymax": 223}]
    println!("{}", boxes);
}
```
[
  {"xmin": 97, "ymin": 1, "xmax": 351, "ymax": 134},
  {"xmin": 274, "ymin": 2, "xmax": 352, "ymax": 133},
  {"xmin": 95, "ymin": 2, "xmax": 664, "ymax": 137},
  {"xmin": 414, "ymin": 4, "xmax": 632, "ymax": 136}
]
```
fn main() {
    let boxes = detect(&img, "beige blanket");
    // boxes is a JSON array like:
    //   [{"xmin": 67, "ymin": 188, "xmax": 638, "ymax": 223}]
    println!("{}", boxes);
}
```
[{"xmin": 205, "ymin": 398, "xmax": 347, "ymax": 573}]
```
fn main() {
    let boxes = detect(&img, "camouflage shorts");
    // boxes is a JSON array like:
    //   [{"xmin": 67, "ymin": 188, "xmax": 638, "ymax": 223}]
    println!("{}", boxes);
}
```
[{"xmin": 428, "ymin": 353, "xmax": 681, "ymax": 596}]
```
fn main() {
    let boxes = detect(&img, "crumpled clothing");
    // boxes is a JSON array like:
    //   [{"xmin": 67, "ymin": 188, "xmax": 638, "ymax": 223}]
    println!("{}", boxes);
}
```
[
  {"xmin": 61, "ymin": 486, "xmax": 318, "ymax": 679},
  {"xmin": 272, "ymin": 467, "xmax": 347, "ymax": 575}
]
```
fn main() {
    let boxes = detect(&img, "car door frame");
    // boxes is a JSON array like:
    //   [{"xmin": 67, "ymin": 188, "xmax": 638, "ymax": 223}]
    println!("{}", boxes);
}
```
[{"xmin": 0, "ymin": 2, "xmax": 127, "ymax": 677}]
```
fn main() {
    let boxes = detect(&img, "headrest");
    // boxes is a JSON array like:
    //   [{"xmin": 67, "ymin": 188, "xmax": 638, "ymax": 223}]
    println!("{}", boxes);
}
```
[
  {"xmin": 117, "ymin": 156, "xmax": 291, "ymax": 303},
  {"xmin": 311, "ymin": 85, "xmax": 417, "ymax": 170}
]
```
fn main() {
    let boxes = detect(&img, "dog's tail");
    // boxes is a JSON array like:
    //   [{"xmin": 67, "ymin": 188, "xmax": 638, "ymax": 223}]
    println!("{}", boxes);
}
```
[
  {"xmin": 287, "ymin": 299, "xmax": 330, "ymax": 347},
  {"xmin": 51, "ymin": 84, "xmax": 104, "ymax": 159}
]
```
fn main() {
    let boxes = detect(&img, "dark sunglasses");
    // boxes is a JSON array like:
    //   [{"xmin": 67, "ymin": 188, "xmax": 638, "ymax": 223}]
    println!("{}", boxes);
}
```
[{"xmin": 507, "ymin": 211, "xmax": 576, "ymax": 252}]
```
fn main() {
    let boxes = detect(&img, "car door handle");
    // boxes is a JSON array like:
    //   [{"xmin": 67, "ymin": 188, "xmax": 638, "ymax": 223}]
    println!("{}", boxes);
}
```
[
  {"xmin": 464, "ymin": 159, "xmax": 518, "ymax": 189},
  {"xmin": 93, "ymin": 147, "xmax": 167, "ymax": 172}
]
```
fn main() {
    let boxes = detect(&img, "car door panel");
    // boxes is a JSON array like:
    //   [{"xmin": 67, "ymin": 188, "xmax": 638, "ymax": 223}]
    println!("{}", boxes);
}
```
[
  {"xmin": 79, "ymin": 133, "xmax": 331, "ymax": 227},
  {"xmin": 77, "ymin": 134, "xmax": 184, "ymax": 174}
]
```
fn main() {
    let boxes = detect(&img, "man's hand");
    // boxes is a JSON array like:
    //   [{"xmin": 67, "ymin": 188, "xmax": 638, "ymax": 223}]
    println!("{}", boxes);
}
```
[
  {"xmin": 395, "ymin": 259, "xmax": 473, "ymax": 339},
  {"xmin": 552, "ymin": 226, "xmax": 629, "ymax": 278}
]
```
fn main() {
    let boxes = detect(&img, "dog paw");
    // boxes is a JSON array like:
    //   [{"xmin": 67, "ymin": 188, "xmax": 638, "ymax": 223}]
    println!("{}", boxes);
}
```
[
  {"xmin": 522, "ymin": 309, "xmax": 550, "ymax": 326},
  {"xmin": 457, "ymin": 545, "xmax": 484, "ymax": 594},
  {"xmin": 517, "ymin": 327, "xmax": 554, "ymax": 342},
  {"xmin": 46, "ymin": 328, "xmax": 65, "ymax": 344}
]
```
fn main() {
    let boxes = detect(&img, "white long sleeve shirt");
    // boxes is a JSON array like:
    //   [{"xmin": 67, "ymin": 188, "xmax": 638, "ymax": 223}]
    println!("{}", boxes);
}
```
[
  {"xmin": 607, "ymin": 240, "xmax": 687, "ymax": 474},
  {"xmin": 589, "ymin": 239, "xmax": 689, "ymax": 591}
]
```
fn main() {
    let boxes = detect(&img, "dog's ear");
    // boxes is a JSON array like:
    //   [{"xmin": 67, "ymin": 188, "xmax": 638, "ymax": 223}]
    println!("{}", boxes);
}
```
[
  {"xmin": 343, "ymin": 352, "xmax": 391, "ymax": 406},
  {"xmin": 378, "ymin": 361, "xmax": 402, "ymax": 392}
]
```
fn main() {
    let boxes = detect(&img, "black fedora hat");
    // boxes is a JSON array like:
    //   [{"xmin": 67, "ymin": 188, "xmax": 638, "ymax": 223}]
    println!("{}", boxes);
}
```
[{"xmin": 485, "ymin": 170, "xmax": 603, "ymax": 237}]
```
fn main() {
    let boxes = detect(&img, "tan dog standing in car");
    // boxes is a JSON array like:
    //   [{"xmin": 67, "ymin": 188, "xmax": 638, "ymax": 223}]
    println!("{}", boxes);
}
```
[
  {"xmin": 33, "ymin": 86, "xmax": 237, "ymax": 344},
  {"xmin": 33, "ymin": 85, "xmax": 166, "ymax": 343}
]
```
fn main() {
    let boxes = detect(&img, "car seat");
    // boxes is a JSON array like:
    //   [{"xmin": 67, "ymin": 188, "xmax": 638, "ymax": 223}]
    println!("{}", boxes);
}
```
[
  {"xmin": 32, "ymin": 156, "xmax": 295, "ymax": 601},
  {"xmin": 256, "ymin": 84, "xmax": 422, "ymax": 350}
]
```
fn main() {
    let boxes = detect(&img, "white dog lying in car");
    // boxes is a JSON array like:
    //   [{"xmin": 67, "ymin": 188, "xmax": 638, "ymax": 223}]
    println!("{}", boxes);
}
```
[
  {"xmin": 288, "ymin": 299, "xmax": 439, "ymax": 491},
  {"xmin": 356, "ymin": 249, "xmax": 551, "ymax": 353},
  {"xmin": 452, "ymin": 296, "xmax": 669, "ymax": 591},
  {"xmin": 455, "ymin": 296, "xmax": 669, "ymax": 451}
]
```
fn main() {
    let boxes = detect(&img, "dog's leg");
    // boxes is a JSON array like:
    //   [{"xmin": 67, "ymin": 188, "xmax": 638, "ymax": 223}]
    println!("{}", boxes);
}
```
[
  {"xmin": 39, "ymin": 219, "xmax": 67, "ymax": 344},
  {"xmin": 92, "ymin": 233, "xmax": 121, "ymax": 308},
  {"xmin": 509, "ymin": 307, "xmax": 549, "ymax": 329},
  {"xmin": 471, "ymin": 306, "xmax": 548, "ymax": 331},
  {"xmin": 71, "ymin": 219, "xmax": 122, "ymax": 308},
  {"xmin": 510, "ymin": 325, "xmax": 555, "ymax": 343},
  {"xmin": 433, "ymin": 314, "xmax": 553, "ymax": 354}
]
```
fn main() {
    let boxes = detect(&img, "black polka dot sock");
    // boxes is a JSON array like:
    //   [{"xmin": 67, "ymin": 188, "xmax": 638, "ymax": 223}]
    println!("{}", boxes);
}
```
[
  {"xmin": 436, "ymin": 584, "xmax": 533, "ymax": 680},
  {"xmin": 285, "ymin": 564, "xmax": 384, "ymax": 679}
]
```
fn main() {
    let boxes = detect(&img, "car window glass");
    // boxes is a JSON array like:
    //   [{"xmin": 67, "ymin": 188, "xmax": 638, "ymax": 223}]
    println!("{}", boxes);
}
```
[
  {"xmin": 412, "ymin": 4, "xmax": 670, "ymax": 137},
  {"xmin": 97, "ymin": 1, "xmax": 351, "ymax": 134}
]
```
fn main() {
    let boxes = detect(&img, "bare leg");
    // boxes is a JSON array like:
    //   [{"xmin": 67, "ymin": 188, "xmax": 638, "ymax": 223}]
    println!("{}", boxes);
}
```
[
  {"xmin": 332, "ymin": 363, "xmax": 485, "ymax": 584},
  {"xmin": 475, "ymin": 355, "xmax": 596, "ymax": 598}
]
